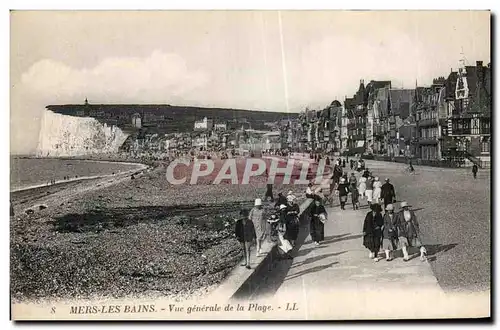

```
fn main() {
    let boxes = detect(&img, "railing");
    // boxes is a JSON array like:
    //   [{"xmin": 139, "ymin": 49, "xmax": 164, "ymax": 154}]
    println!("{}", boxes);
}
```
[{"xmin": 369, "ymin": 155, "xmax": 467, "ymax": 168}]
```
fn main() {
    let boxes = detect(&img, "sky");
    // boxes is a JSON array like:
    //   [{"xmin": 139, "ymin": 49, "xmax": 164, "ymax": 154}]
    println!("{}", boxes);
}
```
[{"xmin": 10, "ymin": 10, "xmax": 490, "ymax": 154}]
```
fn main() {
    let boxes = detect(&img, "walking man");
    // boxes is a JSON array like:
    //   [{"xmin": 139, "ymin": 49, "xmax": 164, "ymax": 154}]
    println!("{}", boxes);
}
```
[
  {"xmin": 235, "ymin": 209, "xmax": 255, "ymax": 269},
  {"xmin": 472, "ymin": 164, "xmax": 479, "ymax": 179},
  {"xmin": 381, "ymin": 178, "xmax": 397, "ymax": 209}
]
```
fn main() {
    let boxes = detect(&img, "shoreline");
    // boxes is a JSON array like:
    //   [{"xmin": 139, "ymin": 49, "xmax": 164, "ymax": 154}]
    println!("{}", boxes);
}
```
[{"xmin": 10, "ymin": 157, "xmax": 150, "ymax": 193}]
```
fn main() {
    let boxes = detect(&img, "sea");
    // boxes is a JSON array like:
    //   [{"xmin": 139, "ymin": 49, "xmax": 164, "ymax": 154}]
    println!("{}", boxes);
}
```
[{"xmin": 10, "ymin": 157, "xmax": 143, "ymax": 192}]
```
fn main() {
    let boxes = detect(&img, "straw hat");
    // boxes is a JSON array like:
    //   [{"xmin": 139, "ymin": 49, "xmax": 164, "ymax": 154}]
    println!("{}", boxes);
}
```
[
  {"xmin": 254, "ymin": 198, "xmax": 262, "ymax": 206},
  {"xmin": 340, "ymin": 178, "xmax": 346, "ymax": 183},
  {"xmin": 279, "ymin": 204, "xmax": 287, "ymax": 210},
  {"xmin": 386, "ymin": 204, "xmax": 394, "ymax": 211},
  {"xmin": 374, "ymin": 177, "xmax": 379, "ymax": 181},
  {"xmin": 287, "ymin": 195, "xmax": 296, "ymax": 202},
  {"xmin": 400, "ymin": 201, "xmax": 409, "ymax": 208}
]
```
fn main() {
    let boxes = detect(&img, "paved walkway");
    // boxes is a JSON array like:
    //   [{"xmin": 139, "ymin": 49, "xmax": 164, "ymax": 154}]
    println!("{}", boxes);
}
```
[{"xmin": 259, "ymin": 205, "xmax": 488, "ymax": 320}]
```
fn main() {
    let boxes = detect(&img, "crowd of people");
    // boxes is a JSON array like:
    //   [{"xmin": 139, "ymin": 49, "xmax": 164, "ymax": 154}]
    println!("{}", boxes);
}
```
[
  {"xmin": 234, "ymin": 155, "xmax": 429, "ymax": 270},
  {"xmin": 234, "ymin": 191, "xmax": 310, "ymax": 269}
]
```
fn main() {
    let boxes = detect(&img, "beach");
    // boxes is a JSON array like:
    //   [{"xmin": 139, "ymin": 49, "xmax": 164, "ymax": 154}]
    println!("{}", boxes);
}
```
[{"xmin": 10, "ymin": 156, "xmax": 315, "ymax": 302}]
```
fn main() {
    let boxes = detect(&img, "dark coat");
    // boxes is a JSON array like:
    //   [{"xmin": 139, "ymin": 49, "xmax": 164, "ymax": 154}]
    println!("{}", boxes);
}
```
[
  {"xmin": 310, "ymin": 204, "xmax": 326, "ymax": 242},
  {"xmin": 394, "ymin": 209, "xmax": 420, "ymax": 239},
  {"xmin": 284, "ymin": 203, "xmax": 300, "ymax": 241},
  {"xmin": 363, "ymin": 211, "xmax": 384, "ymax": 250},
  {"xmin": 380, "ymin": 182, "xmax": 396, "ymax": 201},
  {"xmin": 337, "ymin": 183, "xmax": 350, "ymax": 196},
  {"xmin": 235, "ymin": 219, "xmax": 256, "ymax": 243}
]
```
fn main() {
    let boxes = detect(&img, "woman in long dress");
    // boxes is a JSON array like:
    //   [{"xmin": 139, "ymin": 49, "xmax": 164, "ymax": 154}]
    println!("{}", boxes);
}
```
[
  {"xmin": 362, "ymin": 203, "xmax": 384, "ymax": 261},
  {"xmin": 310, "ymin": 197, "xmax": 327, "ymax": 246},
  {"xmin": 358, "ymin": 176, "xmax": 367, "ymax": 201},
  {"xmin": 249, "ymin": 198, "xmax": 267, "ymax": 257},
  {"xmin": 285, "ymin": 195, "xmax": 300, "ymax": 246}
]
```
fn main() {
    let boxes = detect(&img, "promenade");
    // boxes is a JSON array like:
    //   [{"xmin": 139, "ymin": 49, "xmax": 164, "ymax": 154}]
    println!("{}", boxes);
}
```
[{"xmin": 226, "ymin": 160, "xmax": 490, "ymax": 320}]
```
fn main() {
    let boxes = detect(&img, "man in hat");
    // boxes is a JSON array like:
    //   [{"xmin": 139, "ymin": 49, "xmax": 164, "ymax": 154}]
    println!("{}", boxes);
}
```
[
  {"xmin": 235, "ymin": 209, "xmax": 255, "ymax": 269},
  {"xmin": 249, "ymin": 198, "xmax": 266, "ymax": 257},
  {"xmin": 394, "ymin": 201, "xmax": 427, "ymax": 262},
  {"xmin": 381, "ymin": 178, "xmax": 397, "ymax": 209}
]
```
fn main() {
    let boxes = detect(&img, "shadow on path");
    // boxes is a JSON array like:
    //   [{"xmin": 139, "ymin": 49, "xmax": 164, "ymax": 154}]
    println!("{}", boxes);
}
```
[
  {"xmin": 285, "ymin": 262, "xmax": 339, "ymax": 281},
  {"xmin": 291, "ymin": 251, "xmax": 347, "ymax": 268},
  {"xmin": 233, "ymin": 211, "xmax": 345, "ymax": 300},
  {"xmin": 323, "ymin": 233, "xmax": 364, "ymax": 245},
  {"xmin": 391, "ymin": 243, "xmax": 457, "ymax": 261}
]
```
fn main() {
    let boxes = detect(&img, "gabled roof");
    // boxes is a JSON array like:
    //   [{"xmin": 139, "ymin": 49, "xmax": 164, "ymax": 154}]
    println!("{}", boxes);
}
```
[
  {"xmin": 389, "ymin": 89, "xmax": 415, "ymax": 119},
  {"xmin": 445, "ymin": 71, "xmax": 458, "ymax": 99}
]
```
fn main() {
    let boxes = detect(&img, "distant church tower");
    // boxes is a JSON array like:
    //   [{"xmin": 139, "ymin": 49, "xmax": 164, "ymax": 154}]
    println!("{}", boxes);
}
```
[{"xmin": 84, "ymin": 98, "xmax": 89, "ymax": 105}]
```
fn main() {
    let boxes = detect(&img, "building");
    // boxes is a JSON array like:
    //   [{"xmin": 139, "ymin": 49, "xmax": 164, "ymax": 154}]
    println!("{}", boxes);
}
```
[
  {"xmin": 365, "ymin": 80, "xmax": 392, "ymax": 155},
  {"xmin": 387, "ymin": 88, "xmax": 416, "ymax": 157},
  {"xmin": 131, "ymin": 113, "xmax": 142, "ymax": 129},
  {"xmin": 372, "ymin": 86, "xmax": 391, "ymax": 154},
  {"xmin": 344, "ymin": 80, "xmax": 367, "ymax": 155},
  {"xmin": 194, "ymin": 117, "xmax": 214, "ymax": 131},
  {"xmin": 442, "ymin": 60, "xmax": 491, "ymax": 166},
  {"xmin": 415, "ymin": 79, "xmax": 446, "ymax": 160},
  {"xmin": 214, "ymin": 122, "xmax": 227, "ymax": 131},
  {"xmin": 323, "ymin": 100, "xmax": 343, "ymax": 153}
]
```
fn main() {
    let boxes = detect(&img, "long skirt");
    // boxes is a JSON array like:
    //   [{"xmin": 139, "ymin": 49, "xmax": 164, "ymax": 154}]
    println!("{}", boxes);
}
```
[
  {"xmin": 363, "ymin": 233, "xmax": 382, "ymax": 253},
  {"xmin": 373, "ymin": 188, "xmax": 381, "ymax": 204},
  {"xmin": 253, "ymin": 219, "xmax": 268, "ymax": 241},
  {"xmin": 365, "ymin": 189, "xmax": 373, "ymax": 202},
  {"xmin": 310, "ymin": 217, "xmax": 325, "ymax": 242},
  {"xmin": 359, "ymin": 183, "xmax": 366, "ymax": 195},
  {"xmin": 285, "ymin": 220, "xmax": 299, "ymax": 241}
]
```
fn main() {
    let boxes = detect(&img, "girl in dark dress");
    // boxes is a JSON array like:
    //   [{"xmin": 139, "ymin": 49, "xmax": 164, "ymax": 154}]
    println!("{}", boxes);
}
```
[
  {"xmin": 362, "ymin": 203, "xmax": 384, "ymax": 261},
  {"xmin": 234, "ymin": 209, "xmax": 256, "ymax": 269},
  {"xmin": 285, "ymin": 195, "xmax": 300, "ymax": 246},
  {"xmin": 337, "ymin": 177, "xmax": 350, "ymax": 210},
  {"xmin": 310, "ymin": 197, "xmax": 327, "ymax": 246}
]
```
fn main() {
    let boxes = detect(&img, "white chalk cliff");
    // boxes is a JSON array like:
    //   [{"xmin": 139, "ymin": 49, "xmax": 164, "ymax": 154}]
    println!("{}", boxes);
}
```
[{"xmin": 36, "ymin": 110, "xmax": 129, "ymax": 157}]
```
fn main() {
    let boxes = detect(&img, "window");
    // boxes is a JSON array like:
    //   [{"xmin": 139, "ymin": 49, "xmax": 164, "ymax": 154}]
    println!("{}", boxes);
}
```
[
  {"xmin": 481, "ymin": 137, "xmax": 490, "ymax": 153},
  {"xmin": 471, "ymin": 118, "xmax": 480, "ymax": 135}
]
